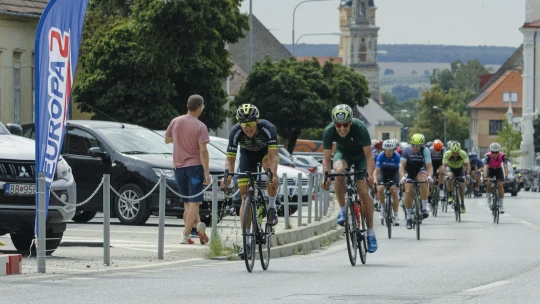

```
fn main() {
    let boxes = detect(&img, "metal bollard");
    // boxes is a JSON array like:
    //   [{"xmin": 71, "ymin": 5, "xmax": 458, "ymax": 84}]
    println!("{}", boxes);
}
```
[
  {"xmin": 314, "ymin": 173, "xmax": 319, "ymax": 221},
  {"xmin": 307, "ymin": 173, "xmax": 313, "ymax": 224},
  {"xmin": 103, "ymin": 174, "xmax": 111, "ymax": 266},
  {"xmin": 283, "ymin": 173, "xmax": 290, "ymax": 229},
  {"xmin": 158, "ymin": 175, "xmax": 166, "ymax": 260},
  {"xmin": 37, "ymin": 172, "xmax": 46, "ymax": 273},
  {"xmin": 211, "ymin": 175, "xmax": 219, "ymax": 239},
  {"xmin": 297, "ymin": 173, "xmax": 303, "ymax": 227},
  {"xmin": 318, "ymin": 174, "xmax": 324, "ymax": 219}
]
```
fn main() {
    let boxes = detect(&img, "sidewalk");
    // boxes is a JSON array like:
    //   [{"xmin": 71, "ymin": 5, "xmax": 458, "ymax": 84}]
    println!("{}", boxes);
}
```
[{"xmin": 0, "ymin": 195, "xmax": 341, "ymax": 276}]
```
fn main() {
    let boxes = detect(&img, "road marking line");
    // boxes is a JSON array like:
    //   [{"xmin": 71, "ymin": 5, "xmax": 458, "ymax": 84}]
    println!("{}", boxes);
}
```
[{"xmin": 466, "ymin": 280, "xmax": 511, "ymax": 292}]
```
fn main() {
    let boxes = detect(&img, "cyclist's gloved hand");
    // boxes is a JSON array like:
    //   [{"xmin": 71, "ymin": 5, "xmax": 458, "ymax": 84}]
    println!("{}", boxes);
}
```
[
  {"xmin": 399, "ymin": 176, "xmax": 406, "ymax": 185},
  {"xmin": 427, "ymin": 176, "xmax": 433, "ymax": 183}
]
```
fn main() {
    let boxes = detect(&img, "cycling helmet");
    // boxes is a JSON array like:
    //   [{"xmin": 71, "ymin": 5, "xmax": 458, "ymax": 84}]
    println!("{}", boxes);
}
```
[
  {"xmin": 236, "ymin": 104, "xmax": 260, "ymax": 123},
  {"xmin": 382, "ymin": 140, "xmax": 397, "ymax": 151},
  {"xmin": 449, "ymin": 141, "xmax": 461, "ymax": 152},
  {"xmin": 489, "ymin": 142, "xmax": 501, "ymax": 153},
  {"xmin": 433, "ymin": 139, "xmax": 443, "ymax": 152},
  {"xmin": 374, "ymin": 140, "xmax": 383, "ymax": 150},
  {"xmin": 371, "ymin": 139, "xmax": 378, "ymax": 146},
  {"xmin": 468, "ymin": 152, "xmax": 478, "ymax": 159},
  {"xmin": 426, "ymin": 141, "xmax": 433, "ymax": 148},
  {"xmin": 410, "ymin": 133, "xmax": 425, "ymax": 145},
  {"xmin": 331, "ymin": 104, "xmax": 353, "ymax": 123}
]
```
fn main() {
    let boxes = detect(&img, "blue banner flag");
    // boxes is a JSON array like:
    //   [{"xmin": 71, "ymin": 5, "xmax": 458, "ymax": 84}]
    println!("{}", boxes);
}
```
[{"xmin": 34, "ymin": 0, "xmax": 88, "ymax": 234}]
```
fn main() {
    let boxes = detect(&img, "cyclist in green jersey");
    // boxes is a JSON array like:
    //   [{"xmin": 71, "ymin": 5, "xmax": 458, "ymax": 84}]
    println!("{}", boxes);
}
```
[
  {"xmin": 321, "ymin": 104, "xmax": 377, "ymax": 253},
  {"xmin": 442, "ymin": 141, "xmax": 470, "ymax": 213}
]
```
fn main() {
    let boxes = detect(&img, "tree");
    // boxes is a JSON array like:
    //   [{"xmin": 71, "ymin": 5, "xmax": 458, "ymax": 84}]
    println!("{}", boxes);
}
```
[
  {"xmin": 410, "ymin": 85, "xmax": 469, "ymax": 145},
  {"xmin": 380, "ymin": 92, "xmax": 416, "ymax": 128},
  {"xmin": 73, "ymin": 0, "xmax": 249, "ymax": 130},
  {"xmin": 233, "ymin": 57, "xmax": 370, "ymax": 153},
  {"xmin": 497, "ymin": 118, "xmax": 526, "ymax": 164},
  {"xmin": 430, "ymin": 59, "xmax": 490, "ymax": 94},
  {"xmin": 384, "ymin": 68, "xmax": 395, "ymax": 75}
]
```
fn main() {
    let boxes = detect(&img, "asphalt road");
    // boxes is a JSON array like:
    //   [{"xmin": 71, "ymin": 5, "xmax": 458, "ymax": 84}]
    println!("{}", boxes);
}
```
[{"xmin": 2, "ymin": 191, "xmax": 540, "ymax": 304}]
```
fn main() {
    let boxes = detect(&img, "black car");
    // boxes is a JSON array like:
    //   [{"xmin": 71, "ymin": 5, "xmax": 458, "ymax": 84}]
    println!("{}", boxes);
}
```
[{"xmin": 22, "ymin": 120, "xmax": 225, "ymax": 226}]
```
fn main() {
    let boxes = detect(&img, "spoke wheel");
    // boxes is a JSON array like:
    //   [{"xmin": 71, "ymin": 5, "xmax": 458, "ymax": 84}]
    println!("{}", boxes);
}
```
[
  {"xmin": 344, "ymin": 199, "xmax": 358, "ymax": 266},
  {"xmin": 386, "ymin": 197, "xmax": 392, "ymax": 239},
  {"xmin": 415, "ymin": 197, "xmax": 421, "ymax": 240},
  {"xmin": 242, "ymin": 197, "xmax": 256, "ymax": 272},
  {"xmin": 259, "ymin": 223, "xmax": 271, "ymax": 270},
  {"xmin": 359, "ymin": 214, "xmax": 367, "ymax": 264}
]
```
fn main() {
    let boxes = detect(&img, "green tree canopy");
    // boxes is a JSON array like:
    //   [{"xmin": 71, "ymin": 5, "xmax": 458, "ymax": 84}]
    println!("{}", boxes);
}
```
[
  {"xmin": 233, "ymin": 57, "xmax": 370, "ymax": 153},
  {"xmin": 497, "ymin": 118, "xmax": 526, "ymax": 164},
  {"xmin": 430, "ymin": 59, "xmax": 491, "ymax": 94},
  {"xmin": 73, "ymin": 0, "xmax": 248, "ymax": 130}
]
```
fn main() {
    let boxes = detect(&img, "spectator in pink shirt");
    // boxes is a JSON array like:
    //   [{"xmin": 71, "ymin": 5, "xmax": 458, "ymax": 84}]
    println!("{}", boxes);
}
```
[{"xmin": 165, "ymin": 95, "xmax": 210, "ymax": 245}]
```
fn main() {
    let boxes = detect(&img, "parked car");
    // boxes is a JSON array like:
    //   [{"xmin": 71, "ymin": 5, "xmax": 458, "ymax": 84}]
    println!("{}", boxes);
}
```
[
  {"xmin": 526, "ymin": 166, "xmax": 540, "ymax": 192},
  {"xmin": 207, "ymin": 136, "xmax": 311, "ymax": 215},
  {"xmin": 22, "ymin": 121, "xmax": 227, "ymax": 226},
  {"xmin": 1, "ymin": 122, "xmax": 76, "ymax": 254},
  {"xmin": 504, "ymin": 162, "xmax": 519, "ymax": 196},
  {"xmin": 293, "ymin": 154, "xmax": 322, "ymax": 173}
]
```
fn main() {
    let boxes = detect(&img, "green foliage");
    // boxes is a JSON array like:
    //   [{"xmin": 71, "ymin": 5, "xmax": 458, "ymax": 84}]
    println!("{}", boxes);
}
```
[
  {"xmin": 497, "ymin": 118, "xmax": 526, "ymax": 164},
  {"xmin": 73, "ymin": 0, "xmax": 249, "ymax": 130},
  {"xmin": 430, "ymin": 59, "xmax": 490, "ymax": 93},
  {"xmin": 299, "ymin": 128, "xmax": 325, "ymax": 140},
  {"xmin": 285, "ymin": 44, "xmax": 516, "ymax": 65},
  {"xmin": 409, "ymin": 85, "xmax": 469, "ymax": 145},
  {"xmin": 380, "ymin": 93, "xmax": 418, "ymax": 128},
  {"xmin": 233, "ymin": 57, "xmax": 370, "ymax": 151},
  {"xmin": 384, "ymin": 68, "xmax": 395, "ymax": 75}
]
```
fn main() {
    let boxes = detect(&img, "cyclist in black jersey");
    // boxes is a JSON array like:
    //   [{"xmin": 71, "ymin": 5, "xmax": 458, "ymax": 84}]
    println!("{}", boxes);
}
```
[{"xmin": 222, "ymin": 104, "xmax": 280, "ymax": 230}]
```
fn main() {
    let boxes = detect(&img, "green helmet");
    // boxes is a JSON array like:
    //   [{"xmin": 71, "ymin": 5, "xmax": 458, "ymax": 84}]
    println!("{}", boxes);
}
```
[
  {"xmin": 410, "ymin": 133, "xmax": 425, "ymax": 145},
  {"xmin": 331, "ymin": 104, "xmax": 353, "ymax": 123},
  {"xmin": 449, "ymin": 141, "xmax": 461, "ymax": 152}
]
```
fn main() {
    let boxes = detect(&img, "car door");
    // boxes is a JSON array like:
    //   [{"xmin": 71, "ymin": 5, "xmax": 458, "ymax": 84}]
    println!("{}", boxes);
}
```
[{"xmin": 62, "ymin": 126, "xmax": 108, "ymax": 211}]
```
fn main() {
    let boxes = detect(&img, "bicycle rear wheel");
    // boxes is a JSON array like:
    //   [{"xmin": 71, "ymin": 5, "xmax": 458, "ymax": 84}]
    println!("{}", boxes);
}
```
[
  {"xmin": 432, "ymin": 190, "xmax": 439, "ymax": 217},
  {"xmin": 493, "ymin": 189, "xmax": 500, "ymax": 224},
  {"xmin": 259, "ymin": 223, "xmax": 271, "ymax": 270},
  {"xmin": 441, "ymin": 184, "xmax": 448, "ymax": 213},
  {"xmin": 344, "ymin": 198, "xmax": 358, "ymax": 266},
  {"xmin": 242, "ymin": 197, "xmax": 256, "ymax": 272},
  {"xmin": 454, "ymin": 187, "xmax": 461, "ymax": 222},
  {"xmin": 359, "ymin": 213, "xmax": 367, "ymax": 264}
]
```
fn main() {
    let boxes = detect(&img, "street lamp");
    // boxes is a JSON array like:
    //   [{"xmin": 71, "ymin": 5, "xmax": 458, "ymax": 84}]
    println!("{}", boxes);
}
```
[
  {"xmin": 346, "ymin": 50, "xmax": 388, "ymax": 66},
  {"xmin": 292, "ymin": 0, "xmax": 333, "ymax": 56},
  {"xmin": 295, "ymin": 32, "xmax": 343, "ymax": 45},
  {"xmin": 433, "ymin": 106, "xmax": 447, "ymax": 145}
]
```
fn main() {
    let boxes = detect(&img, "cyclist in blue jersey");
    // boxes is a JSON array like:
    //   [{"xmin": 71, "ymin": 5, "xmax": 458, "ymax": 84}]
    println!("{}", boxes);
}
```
[
  {"xmin": 468, "ymin": 152, "xmax": 484, "ymax": 193},
  {"xmin": 374, "ymin": 140, "xmax": 401, "ymax": 226}
]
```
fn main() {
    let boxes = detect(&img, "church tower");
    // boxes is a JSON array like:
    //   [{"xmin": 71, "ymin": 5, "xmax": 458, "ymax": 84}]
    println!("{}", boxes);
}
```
[{"xmin": 339, "ymin": 0, "xmax": 381, "ymax": 101}]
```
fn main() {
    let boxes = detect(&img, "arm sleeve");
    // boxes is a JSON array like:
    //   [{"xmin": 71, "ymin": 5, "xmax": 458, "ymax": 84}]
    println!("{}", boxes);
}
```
[
  {"xmin": 460, "ymin": 150, "xmax": 470, "ymax": 163},
  {"xmin": 199, "ymin": 124, "xmax": 210, "ymax": 144},
  {"xmin": 423, "ymin": 147, "xmax": 432, "ymax": 164},
  {"xmin": 227, "ymin": 125, "xmax": 240, "ymax": 157},
  {"xmin": 442, "ymin": 151, "xmax": 450, "ymax": 164},
  {"xmin": 264, "ymin": 123, "xmax": 278, "ymax": 149},
  {"xmin": 322, "ymin": 125, "xmax": 334, "ymax": 150}
]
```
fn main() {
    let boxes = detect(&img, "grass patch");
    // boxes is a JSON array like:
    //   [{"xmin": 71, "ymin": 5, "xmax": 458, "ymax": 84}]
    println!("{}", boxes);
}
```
[
  {"xmin": 205, "ymin": 233, "xmax": 241, "ymax": 259},
  {"xmin": 293, "ymin": 246, "xmax": 311, "ymax": 255}
]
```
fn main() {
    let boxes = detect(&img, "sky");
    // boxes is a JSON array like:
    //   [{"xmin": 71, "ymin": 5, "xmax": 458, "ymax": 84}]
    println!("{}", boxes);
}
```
[{"xmin": 240, "ymin": 0, "xmax": 525, "ymax": 47}]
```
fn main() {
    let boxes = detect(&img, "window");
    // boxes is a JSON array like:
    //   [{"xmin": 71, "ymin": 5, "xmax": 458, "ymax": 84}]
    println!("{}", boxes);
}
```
[
  {"xmin": 382, "ymin": 132, "xmax": 390, "ymax": 140},
  {"xmin": 489, "ymin": 120, "xmax": 503, "ymax": 135},
  {"xmin": 502, "ymin": 92, "xmax": 518, "ymax": 103},
  {"xmin": 64, "ymin": 128, "xmax": 102, "ymax": 156}
]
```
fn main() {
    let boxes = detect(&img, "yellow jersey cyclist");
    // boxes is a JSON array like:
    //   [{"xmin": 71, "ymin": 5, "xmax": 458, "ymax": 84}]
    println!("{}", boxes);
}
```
[
  {"xmin": 442, "ymin": 141, "xmax": 470, "ymax": 213},
  {"xmin": 321, "ymin": 104, "xmax": 378, "ymax": 253},
  {"xmin": 483, "ymin": 142, "xmax": 508, "ymax": 213},
  {"xmin": 399, "ymin": 133, "xmax": 433, "ymax": 229},
  {"xmin": 222, "ymin": 104, "xmax": 280, "ymax": 234}
]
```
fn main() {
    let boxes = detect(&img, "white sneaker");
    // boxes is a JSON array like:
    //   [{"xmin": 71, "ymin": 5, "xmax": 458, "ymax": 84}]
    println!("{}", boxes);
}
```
[
  {"xmin": 500, "ymin": 207, "xmax": 505, "ymax": 214},
  {"xmin": 426, "ymin": 203, "xmax": 432, "ymax": 211},
  {"xmin": 394, "ymin": 216, "xmax": 400, "ymax": 226},
  {"xmin": 439, "ymin": 189, "xmax": 445, "ymax": 198},
  {"xmin": 379, "ymin": 210, "xmax": 384, "ymax": 219}
]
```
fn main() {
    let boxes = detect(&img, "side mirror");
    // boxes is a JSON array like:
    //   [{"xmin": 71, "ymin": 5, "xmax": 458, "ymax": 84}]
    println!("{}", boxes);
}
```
[
  {"xmin": 6, "ymin": 123, "xmax": 23, "ymax": 136},
  {"xmin": 88, "ymin": 147, "xmax": 111, "ymax": 162}
]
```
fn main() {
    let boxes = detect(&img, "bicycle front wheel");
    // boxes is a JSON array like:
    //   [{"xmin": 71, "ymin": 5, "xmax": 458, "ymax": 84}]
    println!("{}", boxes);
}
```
[
  {"xmin": 415, "ymin": 197, "xmax": 421, "ymax": 240},
  {"xmin": 386, "ymin": 197, "xmax": 392, "ymax": 239},
  {"xmin": 454, "ymin": 188, "xmax": 461, "ymax": 222},
  {"xmin": 259, "ymin": 223, "xmax": 271, "ymax": 270},
  {"xmin": 359, "ymin": 213, "xmax": 367, "ymax": 264},
  {"xmin": 344, "ymin": 198, "xmax": 358, "ymax": 266},
  {"xmin": 432, "ymin": 190, "xmax": 438, "ymax": 217},
  {"xmin": 242, "ymin": 197, "xmax": 256, "ymax": 272},
  {"xmin": 493, "ymin": 189, "xmax": 500, "ymax": 224}
]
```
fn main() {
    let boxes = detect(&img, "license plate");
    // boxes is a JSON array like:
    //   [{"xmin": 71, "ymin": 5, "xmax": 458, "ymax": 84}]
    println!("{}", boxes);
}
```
[
  {"xmin": 5, "ymin": 183, "xmax": 36, "ymax": 196},
  {"xmin": 204, "ymin": 190, "xmax": 225, "ymax": 201}
]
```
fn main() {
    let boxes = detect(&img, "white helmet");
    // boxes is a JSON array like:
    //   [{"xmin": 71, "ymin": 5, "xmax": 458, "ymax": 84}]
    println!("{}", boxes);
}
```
[
  {"xmin": 489, "ymin": 142, "xmax": 501, "ymax": 152},
  {"xmin": 371, "ymin": 139, "xmax": 378, "ymax": 146},
  {"xmin": 382, "ymin": 140, "xmax": 397, "ymax": 151}
]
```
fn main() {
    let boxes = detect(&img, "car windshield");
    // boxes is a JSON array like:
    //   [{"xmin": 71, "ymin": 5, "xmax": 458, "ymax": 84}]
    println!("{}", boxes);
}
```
[
  {"xmin": 95, "ymin": 127, "xmax": 173, "ymax": 154},
  {"xmin": 0, "ymin": 122, "xmax": 9, "ymax": 135}
]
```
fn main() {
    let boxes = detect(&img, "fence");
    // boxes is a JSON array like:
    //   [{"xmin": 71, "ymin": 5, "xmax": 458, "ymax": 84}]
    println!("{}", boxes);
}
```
[{"xmin": 35, "ymin": 171, "xmax": 333, "ymax": 273}]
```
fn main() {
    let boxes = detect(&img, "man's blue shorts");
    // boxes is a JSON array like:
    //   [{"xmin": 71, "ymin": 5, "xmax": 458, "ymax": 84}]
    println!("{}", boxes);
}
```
[{"xmin": 174, "ymin": 165, "xmax": 204, "ymax": 203}]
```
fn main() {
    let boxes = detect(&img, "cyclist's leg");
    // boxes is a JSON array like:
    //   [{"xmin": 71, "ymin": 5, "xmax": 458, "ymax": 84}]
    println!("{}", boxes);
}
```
[
  {"xmin": 332, "ymin": 150, "xmax": 348, "ymax": 225},
  {"xmin": 495, "ymin": 168, "xmax": 505, "ymax": 212},
  {"xmin": 416, "ymin": 170, "xmax": 429, "ymax": 217},
  {"xmin": 261, "ymin": 149, "xmax": 279, "ymax": 226},
  {"xmin": 238, "ymin": 149, "xmax": 259, "ymax": 229},
  {"xmin": 404, "ymin": 168, "xmax": 417, "ymax": 228},
  {"xmin": 376, "ymin": 171, "xmax": 386, "ymax": 217},
  {"xmin": 355, "ymin": 159, "xmax": 377, "ymax": 252},
  {"xmin": 475, "ymin": 170, "xmax": 481, "ymax": 191},
  {"xmin": 390, "ymin": 170, "xmax": 400, "ymax": 214}
]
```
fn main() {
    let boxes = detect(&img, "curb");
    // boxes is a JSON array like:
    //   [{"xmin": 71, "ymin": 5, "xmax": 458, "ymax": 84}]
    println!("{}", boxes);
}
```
[{"xmin": 269, "ymin": 196, "xmax": 342, "ymax": 258}]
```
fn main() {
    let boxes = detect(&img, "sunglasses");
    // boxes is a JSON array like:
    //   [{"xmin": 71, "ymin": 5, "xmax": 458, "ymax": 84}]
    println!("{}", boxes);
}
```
[
  {"xmin": 240, "ymin": 121, "xmax": 257, "ymax": 128},
  {"xmin": 334, "ymin": 122, "xmax": 351, "ymax": 128}
]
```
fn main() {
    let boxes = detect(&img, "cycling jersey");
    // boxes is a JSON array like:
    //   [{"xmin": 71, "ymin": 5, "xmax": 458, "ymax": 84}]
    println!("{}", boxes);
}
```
[
  {"xmin": 429, "ymin": 146, "xmax": 446, "ymax": 164},
  {"xmin": 401, "ymin": 145, "xmax": 431, "ymax": 179},
  {"xmin": 226, "ymin": 119, "xmax": 278, "ymax": 157},
  {"xmin": 483, "ymin": 152, "xmax": 508, "ymax": 169},
  {"xmin": 470, "ymin": 158, "xmax": 484, "ymax": 170},
  {"xmin": 442, "ymin": 150, "xmax": 469, "ymax": 169},
  {"xmin": 376, "ymin": 151, "xmax": 400, "ymax": 171}
]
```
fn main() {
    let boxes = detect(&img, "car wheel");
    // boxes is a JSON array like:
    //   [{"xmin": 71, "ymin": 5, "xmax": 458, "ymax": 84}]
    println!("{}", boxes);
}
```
[
  {"xmin": 114, "ymin": 183, "xmax": 151, "ymax": 225},
  {"xmin": 72, "ymin": 211, "xmax": 98, "ymax": 223},
  {"xmin": 10, "ymin": 229, "xmax": 63, "ymax": 255}
]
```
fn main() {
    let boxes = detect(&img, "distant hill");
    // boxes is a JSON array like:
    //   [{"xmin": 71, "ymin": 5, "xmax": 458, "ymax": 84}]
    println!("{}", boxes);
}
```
[{"xmin": 284, "ymin": 44, "xmax": 517, "ymax": 65}]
